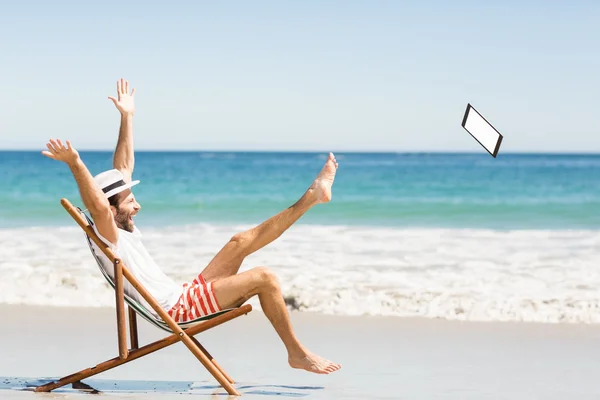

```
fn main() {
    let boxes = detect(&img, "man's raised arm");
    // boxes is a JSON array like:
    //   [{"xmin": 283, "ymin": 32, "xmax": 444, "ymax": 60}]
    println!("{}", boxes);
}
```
[
  {"xmin": 108, "ymin": 78, "xmax": 136, "ymax": 183},
  {"xmin": 42, "ymin": 139, "xmax": 119, "ymax": 245}
]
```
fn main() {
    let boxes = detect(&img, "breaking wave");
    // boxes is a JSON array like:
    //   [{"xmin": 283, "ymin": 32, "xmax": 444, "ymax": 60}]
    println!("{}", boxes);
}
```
[{"xmin": 2, "ymin": 224, "xmax": 600, "ymax": 324}]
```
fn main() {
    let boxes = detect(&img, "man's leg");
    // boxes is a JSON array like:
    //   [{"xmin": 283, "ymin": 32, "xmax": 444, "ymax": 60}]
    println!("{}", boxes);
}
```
[
  {"xmin": 212, "ymin": 266, "xmax": 342, "ymax": 374},
  {"xmin": 200, "ymin": 153, "xmax": 338, "ymax": 282}
]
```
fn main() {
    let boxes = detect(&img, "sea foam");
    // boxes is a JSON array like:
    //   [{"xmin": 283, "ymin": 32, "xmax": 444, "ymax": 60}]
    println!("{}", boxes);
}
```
[{"xmin": 1, "ymin": 224, "xmax": 600, "ymax": 324}]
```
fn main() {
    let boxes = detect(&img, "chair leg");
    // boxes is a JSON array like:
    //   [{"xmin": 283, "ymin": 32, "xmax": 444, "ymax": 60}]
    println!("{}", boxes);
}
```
[
  {"xmin": 114, "ymin": 259, "xmax": 129, "ymax": 359},
  {"xmin": 190, "ymin": 336, "xmax": 235, "ymax": 384},
  {"xmin": 178, "ymin": 332, "xmax": 238, "ymax": 395},
  {"xmin": 128, "ymin": 307, "xmax": 139, "ymax": 350},
  {"xmin": 34, "ymin": 305, "xmax": 251, "ymax": 394}
]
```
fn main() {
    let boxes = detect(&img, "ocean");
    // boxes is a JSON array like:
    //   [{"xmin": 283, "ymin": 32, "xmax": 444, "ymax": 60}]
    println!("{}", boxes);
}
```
[{"xmin": 1, "ymin": 151, "xmax": 600, "ymax": 323}]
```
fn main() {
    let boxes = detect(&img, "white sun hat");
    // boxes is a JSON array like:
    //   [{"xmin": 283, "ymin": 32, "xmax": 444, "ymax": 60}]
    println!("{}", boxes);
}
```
[{"xmin": 94, "ymin": 169, "xmax": 140, "ymax": 199}]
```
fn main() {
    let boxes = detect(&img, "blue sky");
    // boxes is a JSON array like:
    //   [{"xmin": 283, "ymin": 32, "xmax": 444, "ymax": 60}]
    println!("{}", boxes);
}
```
[{"xmin": 1, "ymin": 1, "xmax": 598, "ymax": 152}]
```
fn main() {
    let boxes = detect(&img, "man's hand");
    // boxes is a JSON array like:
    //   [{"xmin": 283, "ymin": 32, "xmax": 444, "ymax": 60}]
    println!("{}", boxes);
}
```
[
  {"xmin": 108, "ymin": 78, "xmax": 136, "ymax": 116},
  {"xmin": 42, "ymin": 139, "xmax": 80, "ymax": 166}
]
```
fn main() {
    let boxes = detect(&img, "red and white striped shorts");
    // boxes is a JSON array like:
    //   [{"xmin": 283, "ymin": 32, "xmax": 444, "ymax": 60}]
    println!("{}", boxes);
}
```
[{"xmin": 168, "ymin": 274, "xmax": 221, "ymax": 323}]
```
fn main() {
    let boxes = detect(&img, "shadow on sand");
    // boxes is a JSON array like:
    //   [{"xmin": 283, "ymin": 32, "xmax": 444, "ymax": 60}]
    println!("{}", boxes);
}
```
[{"xmin": 0, "ymin": 376, "xmax": 325, "ymax": 397}]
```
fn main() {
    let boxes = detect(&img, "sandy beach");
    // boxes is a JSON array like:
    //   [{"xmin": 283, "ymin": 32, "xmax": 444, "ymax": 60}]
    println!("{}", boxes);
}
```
[{"xmin": 1, "ymin": 305, "xmax": 600, "ymax": 399}]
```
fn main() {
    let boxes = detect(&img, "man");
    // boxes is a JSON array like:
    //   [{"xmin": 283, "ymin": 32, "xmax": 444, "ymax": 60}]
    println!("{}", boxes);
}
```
[{"xmin": 42, "ymin": 78, "xmax": 341, "ymax": 375}]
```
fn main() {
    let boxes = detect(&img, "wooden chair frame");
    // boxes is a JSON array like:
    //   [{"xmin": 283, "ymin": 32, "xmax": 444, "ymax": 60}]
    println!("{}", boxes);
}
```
[{"xmin": 34, "ymin": 198, "xmax": 252, "ymax": 396}]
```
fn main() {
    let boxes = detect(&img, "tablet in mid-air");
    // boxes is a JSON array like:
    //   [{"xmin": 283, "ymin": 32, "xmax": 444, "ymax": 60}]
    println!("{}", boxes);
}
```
[{"xmin": 461, "ymin": 103, "xmax": 503, "ymax": 158}]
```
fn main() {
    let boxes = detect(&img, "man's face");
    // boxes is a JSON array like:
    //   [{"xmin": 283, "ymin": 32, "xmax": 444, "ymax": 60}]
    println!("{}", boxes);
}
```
[{"xmin": 111, "ymin": 189, "xmax": 141, "ymax": 232}]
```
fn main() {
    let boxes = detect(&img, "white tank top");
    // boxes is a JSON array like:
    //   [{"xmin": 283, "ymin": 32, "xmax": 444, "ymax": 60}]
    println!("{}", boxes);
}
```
[{"xmin": 91, "ymin": 225, "xmax": 182, "ymax": 318}]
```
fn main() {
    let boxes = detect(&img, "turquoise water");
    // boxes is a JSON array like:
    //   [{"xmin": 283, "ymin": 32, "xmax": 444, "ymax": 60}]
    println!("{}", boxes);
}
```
[
  {"xmin": 1, "ymin": 151, "xmax": 599, "ymax": 229},
  {"xmin": 3, "ymin": 151, "xmax": 600, "ymax": 322}
]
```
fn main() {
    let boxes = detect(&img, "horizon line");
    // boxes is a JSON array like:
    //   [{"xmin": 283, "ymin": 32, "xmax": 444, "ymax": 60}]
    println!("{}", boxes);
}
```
[{"xmin": 2, "ymin": 148, "xmax": 600, "ymax": 155}]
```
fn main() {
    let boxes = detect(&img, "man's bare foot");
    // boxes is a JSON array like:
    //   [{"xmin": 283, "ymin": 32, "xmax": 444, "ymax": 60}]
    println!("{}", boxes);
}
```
[
  {"xmin": 289, "ymin": 351, "xmax": 342, "ymax": 374},
  {"xmin": 308, "ymin": 152, "xmax": 339, "ymax": 204}
]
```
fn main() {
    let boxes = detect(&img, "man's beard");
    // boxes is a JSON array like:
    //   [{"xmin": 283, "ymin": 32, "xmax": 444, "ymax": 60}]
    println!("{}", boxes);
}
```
[{"xmin": 115, "ymin": 208, "xmax": 134, "ymax": 232}]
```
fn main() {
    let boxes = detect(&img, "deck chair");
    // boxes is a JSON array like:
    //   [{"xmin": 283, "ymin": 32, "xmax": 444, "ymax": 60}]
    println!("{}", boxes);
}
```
[{"xmin": 34, "ymin": 198, "xmax": 252, "ymax": 396}]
